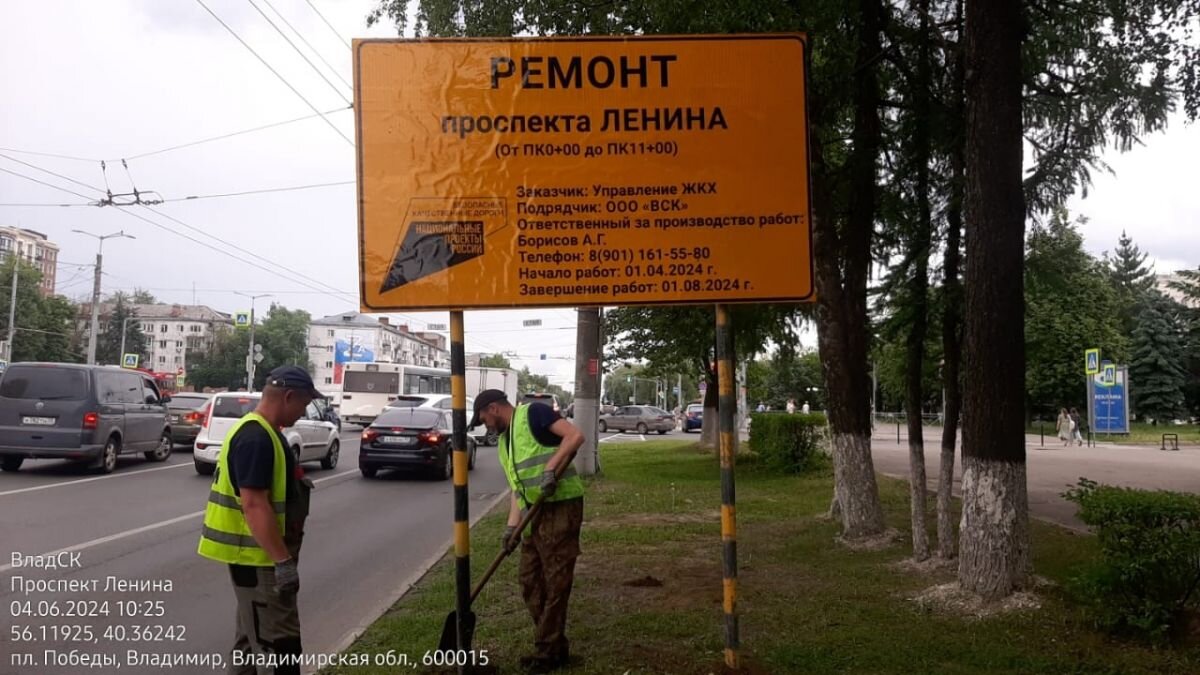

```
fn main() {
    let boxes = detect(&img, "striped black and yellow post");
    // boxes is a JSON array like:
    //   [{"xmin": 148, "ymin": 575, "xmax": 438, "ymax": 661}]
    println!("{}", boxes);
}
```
[
  {"xmin": 450, "ymin": 311, "xmax": 471, "ymax": 659},
  {"xmin": 715, "ymin": 304, "xmax": 739, "ymax": 669}
]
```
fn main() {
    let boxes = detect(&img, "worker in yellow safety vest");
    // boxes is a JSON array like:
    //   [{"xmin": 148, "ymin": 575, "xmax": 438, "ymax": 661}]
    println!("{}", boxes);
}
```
[
  {"xmin": 471, "ymin": 389, "xmax": 585, "ymax": 673},
  {"xmin": 198, "ymin": 365, "xmax": 321, "ymax": 675}
]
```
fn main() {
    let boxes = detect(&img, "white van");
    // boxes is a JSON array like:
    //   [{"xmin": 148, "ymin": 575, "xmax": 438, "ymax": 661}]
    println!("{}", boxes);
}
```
[{"xmin": 192, "ymin": 392, "xmax": 340, "ymax": 475}]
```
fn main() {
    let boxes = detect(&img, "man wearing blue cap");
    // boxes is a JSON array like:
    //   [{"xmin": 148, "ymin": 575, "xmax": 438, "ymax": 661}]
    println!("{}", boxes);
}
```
[{"xmin": 198, "ymin": 365, "xmax": 321, "ymax": 675}]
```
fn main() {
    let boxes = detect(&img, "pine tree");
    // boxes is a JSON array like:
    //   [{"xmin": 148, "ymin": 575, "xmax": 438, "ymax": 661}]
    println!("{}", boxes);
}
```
[
  {"xmin": 1108, "ymin": 230, "xmax": 1155, "ymax": 295},
  {"xmin": 1130, "ymin": 292, "xmax": 1188, "ymax": 423},
  {"xmin": 96, "ymin": 300, "xmax": 148, "ymax": 367}
]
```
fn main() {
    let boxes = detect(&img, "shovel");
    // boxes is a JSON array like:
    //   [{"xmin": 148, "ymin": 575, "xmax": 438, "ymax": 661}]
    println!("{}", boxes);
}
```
[
  {"xmin": 435, "ymin": 503, "xmax": 538, "ymax": 652},
  {"xmin": 437, "ymin": 465, "xmax": 563, "ymax": 652}
]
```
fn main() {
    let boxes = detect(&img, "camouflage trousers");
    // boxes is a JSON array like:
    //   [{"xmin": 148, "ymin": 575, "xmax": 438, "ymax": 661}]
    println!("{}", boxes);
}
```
[{"xmin": 518, "ymin": 496, "xmax": 583, "ymax": 661}]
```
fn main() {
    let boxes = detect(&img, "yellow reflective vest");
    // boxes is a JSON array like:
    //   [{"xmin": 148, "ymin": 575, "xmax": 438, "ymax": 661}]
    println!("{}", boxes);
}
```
[
  {"xmin": 500, "ymin": 404, "xmax": 584, "ymax": 509},
  {"xmin": 197, "ymin": 413, "xmax": 287, "ymax": 566}
]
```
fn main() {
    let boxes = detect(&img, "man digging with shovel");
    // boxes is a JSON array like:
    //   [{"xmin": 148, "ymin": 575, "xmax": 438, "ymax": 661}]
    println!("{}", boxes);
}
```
[{"xmin": 472, "ymin": 389, "xmax": 585, "ymax": 673}]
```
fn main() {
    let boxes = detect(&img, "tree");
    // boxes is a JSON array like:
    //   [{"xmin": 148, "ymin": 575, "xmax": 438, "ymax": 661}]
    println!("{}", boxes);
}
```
[
  {"xmin": 1024, "ymin": 211, "xmax": 1128, "ymax": 417},
  {"xmin": 604, "ymin": 305, "xmax": 800, "ymax": 446},
  {"xmin": 517, "ymin": 366, "xmax": 572, "ymax": 407},
  {"xmin": 1105, "ymin": 230, "xmax": 1156, "ymax": 336},
  {"xmin": 253, "ymin": 305, "xmax": 313, "ymax": 388},
  {"xmin": 187, "ymin": 328, "xmax": 248, "ymax": 391},
  {"xmin": 957, "ymin": 0, "xmax": 1029, "ymax": 600},
  {"xmin": 0, "ymin": 257, "xmax": 80, "ymax": 363},
  {"xmin": 477, "ymin": 353, "xmax": 512, "ymax": 369},
  {"xmin": 1129, "ymin": 292, "xmax": 1189, "ymax": 423},
  {"xmin": 746, "ymin": 350, "xmax": 823, "ymax": 410},
  {"xmin": 96, "ymin": 299, "xmax": 148, "ymax": 366}
]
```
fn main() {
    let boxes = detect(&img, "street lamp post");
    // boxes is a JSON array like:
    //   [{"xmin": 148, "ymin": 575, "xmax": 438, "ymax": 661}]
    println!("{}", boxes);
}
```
[
  {"xmin": 235, "ymin": 293, "xmax": 272, "ymax": 392},
  {"xmin": 118, "ymin": 317, "xmax": 133, "ymax": 365},
  {"xmin": 73, "ymin": 230, "xmax": 135, "ymax": 365}
]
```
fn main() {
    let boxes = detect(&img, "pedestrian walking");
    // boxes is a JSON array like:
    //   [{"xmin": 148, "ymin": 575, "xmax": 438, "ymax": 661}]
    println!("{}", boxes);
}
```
[
  {"xmin": 197, "ymin": 366, "xmax": 321, "ymax": 675},
  {"xmin": 756, "ymin": 402, "xmax": 766, "ymax": 413},
  {"xmin": 801, "ymin": 400, "xmax": 811, "ymax": 415},
  {"xmin": 1056, "ymin": 407, "xmax": 1073, "ymax": 447},
  {"xmin": 471, "ymin": 389, "xmax": 586, "ymax": 673},
  {"xmin": 1070, "ymin": 407, "xmax": 1084, "ymax": 446},
  {"xmin": 786, "ymin": 399, "xmax": 796, "ymax": 414}
]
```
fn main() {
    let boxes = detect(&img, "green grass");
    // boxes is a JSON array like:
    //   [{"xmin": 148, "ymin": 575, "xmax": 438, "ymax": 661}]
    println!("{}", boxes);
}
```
[
  {"xmin": 1026, "ymin": 421, "xmax": 1200, "ymax": 445},
  {"xmin": 327, "ymin": 442, "xmax": 1200, "ymax": 674}
]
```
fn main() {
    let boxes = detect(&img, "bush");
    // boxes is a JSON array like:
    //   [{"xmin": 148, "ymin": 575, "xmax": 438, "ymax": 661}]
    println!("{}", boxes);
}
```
[
  {"xmin": 747, "ymin": 412, "xmax": 827, "ymax": 473},
  {"xmin": 1064, "ymin": 478, "xmax": 1200, "ymax": 641}
]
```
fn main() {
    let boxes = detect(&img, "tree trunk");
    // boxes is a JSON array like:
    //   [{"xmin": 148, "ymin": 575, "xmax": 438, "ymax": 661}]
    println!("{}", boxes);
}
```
[
  {"xmin": 957, "ymin": 0, "xmax": 1031, "ymax": 599},
  {"xmin": 905, "ymin": 0, "xmax": 934, "ymax": 563},
  {"xmin": 937, "ymin": 0, "xmax": 966, "ymax": 562},
  {"xmin": 812, "ymin": 0, "xmax": 887, "ymax": 540}
]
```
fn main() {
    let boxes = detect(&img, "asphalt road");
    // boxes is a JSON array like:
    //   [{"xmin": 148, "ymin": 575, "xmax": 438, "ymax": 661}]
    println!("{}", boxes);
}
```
[
  {"xmin": 869, "ymin": 430, "xmax": 1200, "ymax": 529},
  {"xmin": 0, "ymin": 432, "xmax": 510, "ymax": 674}
]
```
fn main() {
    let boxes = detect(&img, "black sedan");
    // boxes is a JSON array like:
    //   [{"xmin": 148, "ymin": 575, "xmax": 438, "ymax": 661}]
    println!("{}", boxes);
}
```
[{"xmin": 359, "ymin": 408, "xmax": 476, "ymax": 480}]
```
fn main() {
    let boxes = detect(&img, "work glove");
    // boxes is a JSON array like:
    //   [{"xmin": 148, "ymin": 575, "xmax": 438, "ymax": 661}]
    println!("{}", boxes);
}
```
[
  {"xmin": 274, "ymin": 558, "xmax": 300, "ymax": 595},
  {"xmin": 539, "ymin": 470, "xmax": 558, "ymax": 498},
  {"xmin": 501, "ymin": 526, "xmax": 519, "ymax": 554}
]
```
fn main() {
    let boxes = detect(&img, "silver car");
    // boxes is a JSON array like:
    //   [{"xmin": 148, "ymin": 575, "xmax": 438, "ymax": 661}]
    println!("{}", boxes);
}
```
[{"xmin": 598, "ymin": 405, "xmax": 675, "ymax": 434}]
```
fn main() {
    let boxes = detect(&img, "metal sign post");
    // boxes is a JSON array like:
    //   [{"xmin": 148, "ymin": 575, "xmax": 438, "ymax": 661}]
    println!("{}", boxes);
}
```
[
  {"xmin": 449, "ymin": 311, "xmax": 472, "ymax": 661},
  {"xmin": 715, "ymin": 305, "xmax": 739, "ymax": 668}
]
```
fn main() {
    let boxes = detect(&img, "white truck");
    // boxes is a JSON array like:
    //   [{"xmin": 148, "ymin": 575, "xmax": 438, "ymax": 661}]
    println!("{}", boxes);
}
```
[{"xmin": 466, "ymin": 366, "xmax": 519, "ymax": 446}]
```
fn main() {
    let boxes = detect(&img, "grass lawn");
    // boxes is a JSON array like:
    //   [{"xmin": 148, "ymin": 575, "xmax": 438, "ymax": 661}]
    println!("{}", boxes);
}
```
[
  {"xmin": 1026, "ymin": 421, "xmax": 1200, "ymax": 446},
  {"xmin": 327, "ymin": 442, "xmax": 1200, "ymax": 674}
]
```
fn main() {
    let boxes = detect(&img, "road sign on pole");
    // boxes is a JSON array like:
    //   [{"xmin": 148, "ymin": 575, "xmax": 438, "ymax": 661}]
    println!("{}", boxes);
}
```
[
  {"xmin": 354, "ymin": 35, "xmax": 814, "ymax": 311},
  {"xmin": 1088, "ymin": 365, "xmax": 1130, "ymax": 434},
  {"xmin": 1085, "ymin": 347, "xmax": 1100, "ymax": 375},
  {"xmin": 122, "ymin": 353, "xmax": 139, "ymax": 369},
  {"xmin": 234, "ymin": 311, "xmax": 251, "ymax": 329}
]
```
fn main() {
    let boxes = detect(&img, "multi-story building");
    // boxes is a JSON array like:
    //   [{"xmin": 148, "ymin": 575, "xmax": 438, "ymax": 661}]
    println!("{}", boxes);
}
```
[
  {"xmin": 307, "ymin": 312, "xmax": 450, "ymax": 387},
  {"xmin": 0, "ymin": 226, "xmax": 60, "ymax": 295},
  {"xmin": 79, "ymin": 303, "xmax": 232, "ymax": 372}
]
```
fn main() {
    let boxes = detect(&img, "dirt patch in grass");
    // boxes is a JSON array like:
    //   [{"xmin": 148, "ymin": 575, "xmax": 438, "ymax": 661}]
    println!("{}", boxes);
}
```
[
  {"xmin": 912, "ymin": 582, "xmax": 1042, "ymax": 618},
  {"xmin": 889, "ymin": 556, "xmax": 956, "ymax": 576},
  {"xmin": 588, "ymin": 510, "xmax": 722, "ymax": 528}
]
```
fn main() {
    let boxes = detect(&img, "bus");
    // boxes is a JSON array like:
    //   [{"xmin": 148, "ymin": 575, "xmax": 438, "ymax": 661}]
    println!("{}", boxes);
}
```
[{"xmin": 340, "ymin": 363, "xmax": 450, "ymax": 426}]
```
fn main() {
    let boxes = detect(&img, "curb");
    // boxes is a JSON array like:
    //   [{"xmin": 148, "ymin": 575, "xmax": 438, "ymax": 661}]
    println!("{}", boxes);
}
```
[{"xmin": 323, "ymin": 489, "xmax": 511, "ymax": 663}]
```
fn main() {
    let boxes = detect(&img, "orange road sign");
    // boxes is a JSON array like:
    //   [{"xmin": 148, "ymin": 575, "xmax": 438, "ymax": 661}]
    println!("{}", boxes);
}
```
[{"xmin": 354, "ymin": 35, "xmax": 813, "ymax": 311}]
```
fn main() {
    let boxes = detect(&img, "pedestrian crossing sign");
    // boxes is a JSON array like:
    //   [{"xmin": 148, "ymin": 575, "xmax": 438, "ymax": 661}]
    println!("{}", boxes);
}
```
[
  {"xmin": 122, "ymin": 353, "xmax": 139, "ymax": 369},
  {"xmin": 1101, "ymin": 363, "xmax": 1116, "ymax": 386},
  {"xmin": 234, "ymin": 311, "xmax": 251, "ymax": 329},
  {"xmin": 1085, "ymin": 348, "xmax": 1100, "ymax": 375}
]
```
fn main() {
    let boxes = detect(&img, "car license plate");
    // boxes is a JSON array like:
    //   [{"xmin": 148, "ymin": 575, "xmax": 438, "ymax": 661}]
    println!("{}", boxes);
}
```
[
  {"xmin": 22, "ymin": 416, "xmax": 56, "ymax": 426},
  {"xmin": 380, "ymin": 436, "xmax": 416, "ymax": 446},
  {"xmin": 170, "ymin": 415, "xmax": 181, "ymax": 423}
]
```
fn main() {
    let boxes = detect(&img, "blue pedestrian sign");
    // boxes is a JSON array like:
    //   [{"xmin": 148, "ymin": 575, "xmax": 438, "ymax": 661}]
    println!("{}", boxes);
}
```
[
  {"xmin": 234, "ymin": 311, "xmax": 251, "ymax": 329},
  {"xmin": 1088, "ymin": 365, "xmax": 1129, "ymax": 434},
  {"xmin": 1084, "ymin": 348, "xmax": 1100, "ymax": 375},
  {"xmin": 122, "ymin": 353, "xmax": 139, "ymax": 369}
]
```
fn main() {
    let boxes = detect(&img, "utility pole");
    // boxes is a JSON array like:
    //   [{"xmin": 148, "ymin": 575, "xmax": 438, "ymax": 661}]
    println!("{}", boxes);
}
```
[
  {"xmin": 118, "ymin": 317, "xmax": 132, "ymax": 364},
  {"xmin": 236, "ymin": 293, "xmax": 271, "ymax": 391},
  {"xmin": 73, "ymin": 230, "xmax": 135, "ymax": 365},
  {"xmin": 5, "ymin": 259, "xmax": 17, "ymax": 362},
  {"xmin": 573, "ymin": 307, "xmax": 601, "ymax": 476}
]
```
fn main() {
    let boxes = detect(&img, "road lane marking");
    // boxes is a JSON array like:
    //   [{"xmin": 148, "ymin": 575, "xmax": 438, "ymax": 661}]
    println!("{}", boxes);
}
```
[
  {"xmin": 0, "ymin": 467, "xmax": 365, "ymax": 573},
  {"xmin": 0, "ymin": 461, "xmax": 192, "ymax": 497}
]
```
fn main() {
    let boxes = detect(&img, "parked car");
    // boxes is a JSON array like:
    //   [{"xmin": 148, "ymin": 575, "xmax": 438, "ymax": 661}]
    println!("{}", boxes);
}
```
[
  {"xmin": 192, "ymin": 392, "xmax": 340, "ymax": 475},
  {"xmin": 521, "ymin": 392, "xmax": 561, "ymax": 412},
  {"xmin": 598, "ymin": 405, "xmax": 676, "ymax": 434},
  {"xmin": 359, "ymin": 407, "xmax": 476, "ymax": 480},
  {"xmin": 166, "ymin": 392, "xmax": 213, "ymax": 448},
  {"xmin": 0, "ymin": 362, "xmax": 173, "ymax": 474},
  {"xmin": 684, "ymin": 403, "xmax": 704, "ymax": 432}
]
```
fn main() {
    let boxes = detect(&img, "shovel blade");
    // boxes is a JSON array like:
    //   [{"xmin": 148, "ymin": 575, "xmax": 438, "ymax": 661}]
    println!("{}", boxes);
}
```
[{"xmin": 437, "ymin": 609, "xmax": 477, "ymax": 652}]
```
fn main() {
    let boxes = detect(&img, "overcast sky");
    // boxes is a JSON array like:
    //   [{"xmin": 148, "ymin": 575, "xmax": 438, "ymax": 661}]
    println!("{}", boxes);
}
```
[{"xmin": 2, "ymin": 1, "xmax": 1198, "ymax": 388}]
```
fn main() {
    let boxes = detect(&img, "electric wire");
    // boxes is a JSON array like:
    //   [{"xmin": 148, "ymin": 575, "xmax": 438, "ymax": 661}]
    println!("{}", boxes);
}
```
[
  {"xmin": 303, "ymin": 0, "xmax": 351, "ymax": 49},
  {"xmin": 248, "ymin": 0, "xmax": 353, "ymax": 104},
  {"xmin": 194, "ymin": 0, "xmax": 354, "ymax": 147}
]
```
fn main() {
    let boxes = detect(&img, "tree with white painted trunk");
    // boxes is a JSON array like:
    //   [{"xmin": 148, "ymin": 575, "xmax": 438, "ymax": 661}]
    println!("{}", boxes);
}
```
[{"xmin": 957, "ymin": 0, "xmax": 1031, "ymax": 599}]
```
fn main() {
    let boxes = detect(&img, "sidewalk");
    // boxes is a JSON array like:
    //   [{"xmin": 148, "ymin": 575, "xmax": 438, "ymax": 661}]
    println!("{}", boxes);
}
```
[{"xmin": 870, "ymin": 429, "xmax": 1200, "ymax": 530}]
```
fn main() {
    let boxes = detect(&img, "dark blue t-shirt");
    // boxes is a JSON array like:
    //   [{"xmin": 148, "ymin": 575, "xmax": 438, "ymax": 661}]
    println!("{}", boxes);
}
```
[
  {"xmin": 227, "ymin": 422, "xmax": 295, "ymax": 497},
  {"xmin": 524, "ymin": 402, "xmax": 563, "ymax": 447}
]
